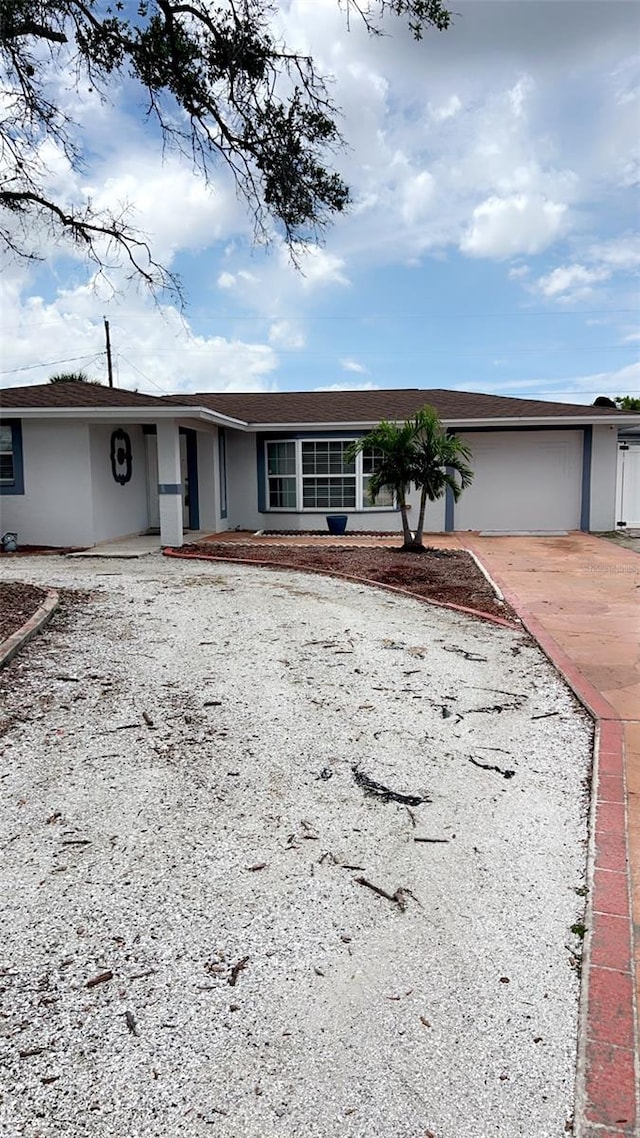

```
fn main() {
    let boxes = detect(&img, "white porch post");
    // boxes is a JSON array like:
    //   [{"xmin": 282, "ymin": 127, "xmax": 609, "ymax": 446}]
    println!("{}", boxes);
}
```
[{"xmin": 156, "ymin": 421, "xmax": 183, "ymax": 547}]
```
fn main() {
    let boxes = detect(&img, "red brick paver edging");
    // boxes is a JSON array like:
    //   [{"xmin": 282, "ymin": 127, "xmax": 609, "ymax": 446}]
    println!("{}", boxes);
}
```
[
  {"xmin": 162, "ymin": 547, "xmax": 520, "ymax": 629},
  {"xmin": 0, "ymin": 590, "xmax": 60, "ymax": 668}
]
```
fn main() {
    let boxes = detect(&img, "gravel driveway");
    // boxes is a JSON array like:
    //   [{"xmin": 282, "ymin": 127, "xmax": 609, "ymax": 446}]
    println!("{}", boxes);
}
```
[{"xmin": 0, "ymin": 555, "xmax": 592, "ymax": 1138}]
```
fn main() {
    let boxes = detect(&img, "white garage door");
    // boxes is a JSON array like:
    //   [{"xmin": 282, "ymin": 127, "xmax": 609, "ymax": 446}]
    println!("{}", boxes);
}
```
[{"xmin": 454, "ymin": 430, "xmax": 583, "ymax": 532}]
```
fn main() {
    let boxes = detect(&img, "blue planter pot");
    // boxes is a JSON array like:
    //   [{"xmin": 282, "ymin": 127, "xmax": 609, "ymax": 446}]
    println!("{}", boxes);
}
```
[{"xmin": 326, "ymin": 515, "xmax": 348, "ymax": 536}]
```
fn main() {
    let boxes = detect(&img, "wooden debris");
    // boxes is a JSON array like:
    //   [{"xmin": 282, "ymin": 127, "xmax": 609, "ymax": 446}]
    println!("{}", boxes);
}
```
[
  {"xmin": 19, "ymin": 1047, "xmax": 45, "ymax": 1059},
  {"xmin": 228, "ymin": 956, "xmax": 249, "ymax": 987},
  {"xmin": 414, "ymin": 837, "xmax": 449, "ymax": 844},
  {"xmin": 142, "ymin": 711, "xmax": 154, "ymax": 727},
  {"xmin": 125, "ymin": 1010, "xmax": 138, "ymax": 1036},
  {"xmin": 352, "ymin": 766, "xmax": 428, "ymax": 807},
  {"xmin": 355, "ymin": 876, "xmax": 408, "ymax": 912},
  {"xmin": 469, "ymin": 757, "xmax": 515, "ymax": 779},
  {"xmin": 86, "ymin": 970, "xmax": 113, "ymax": 988},
  {"xmin": 246, "ymin": 862, "xmax": 267, "ymax": 872}
]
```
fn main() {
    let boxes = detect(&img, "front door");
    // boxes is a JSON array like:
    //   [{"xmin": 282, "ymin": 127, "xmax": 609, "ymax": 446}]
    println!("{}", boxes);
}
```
[
  {"xmin": 180, "ymin": 434, "xmax": 190, "ymax": 528},
  {"xmin": 145, "ymin": 431, "xmax": 191, "ymax": 531}
]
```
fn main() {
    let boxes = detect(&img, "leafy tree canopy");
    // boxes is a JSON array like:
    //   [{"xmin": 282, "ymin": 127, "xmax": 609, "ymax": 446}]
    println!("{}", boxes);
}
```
[
  {"xmin": 0, "ymin": 0, "xmax": 451, "ymax": 296},
  {"xmin": 616, "ymin": 395, "xmax": 640, "ymax": 412}
]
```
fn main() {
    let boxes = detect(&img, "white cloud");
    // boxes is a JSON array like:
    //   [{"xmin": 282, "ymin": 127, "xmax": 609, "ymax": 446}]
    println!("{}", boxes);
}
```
[
  {"xmin": 269, "ymin": 321, "xmax": 305, "ymax": 350},
  {"xmin": 288, "ymin": 243, "xmax": 350, "ymax": 290},
  {"xmin": 428, "ymin": 94, "xmax": 462, "ymax": 122},
  {"xmin": 588, "ymin": 234, "xmax": 640, "ymax": 270},
  {"xmin": 217, "ymin": 272, "xmax": 235, "ymax": 289},
  {"xmin": 340, "ymin": 358, "xmax": 369, "ymax": 374},
  {"xmin": 314, "ymin": 382, "xmax": 379, "ymax": 392},
  {"xmin": 0, "ymin": 269, "xmax": 279, "ymax": 395},
  {"xmin": 536, "ymin": 264, "xmax": 611, "ymax": 299},
  {"xmin": 461, "ymin": 194, "xmax": 567, "ymax": 258},
  {"xmin": 508, "ymin": 265, "xmax": 530, "ymax": 279}
]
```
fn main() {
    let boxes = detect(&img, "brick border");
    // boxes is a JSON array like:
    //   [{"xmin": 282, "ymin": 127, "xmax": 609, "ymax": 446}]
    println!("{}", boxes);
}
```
[
  {"xmin": 462, "ymin": 541, "xmax": 638, "ymax": 1138},
  {"xmin": 162, "ymin": 547, "xmax": 520, "ymax": 630},
  {"xmin": 0, "ymin": 590, "xmax": 60, "ymax": 668}
]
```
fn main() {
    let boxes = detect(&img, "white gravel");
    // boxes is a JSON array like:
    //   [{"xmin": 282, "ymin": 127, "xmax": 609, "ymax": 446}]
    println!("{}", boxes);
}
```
[{"xmin": 0, "ymin": 554, "xmax": 592, "ymax": 1138}]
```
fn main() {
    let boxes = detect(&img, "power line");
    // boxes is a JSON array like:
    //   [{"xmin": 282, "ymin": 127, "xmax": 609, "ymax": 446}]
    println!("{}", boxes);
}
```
[
  {"xmin": 115, "ymin": 352, "xmax": 172, "ymax": 395},
  {"xmin": 0, "ymin": 352, "xmax": 105, "ymax": 377}
]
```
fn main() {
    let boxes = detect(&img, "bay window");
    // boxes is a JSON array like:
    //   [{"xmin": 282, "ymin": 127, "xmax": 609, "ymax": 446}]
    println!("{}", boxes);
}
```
[{"xmin": 265, "ymin": 439, "xmax": 394, "ymax": 511}]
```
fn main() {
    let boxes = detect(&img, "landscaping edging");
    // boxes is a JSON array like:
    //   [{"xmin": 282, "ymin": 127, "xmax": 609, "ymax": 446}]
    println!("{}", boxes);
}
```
[
  {"xmin": 462, "ymin": 541, "xmax": 637, "ymax": 1138},
  {"xmin": 162, "ymin": 548, "xmax": 521, "ymax": 630},
  {"xmin": 0, "ymin": 590, "xmax": 60, "ymax": 668}
]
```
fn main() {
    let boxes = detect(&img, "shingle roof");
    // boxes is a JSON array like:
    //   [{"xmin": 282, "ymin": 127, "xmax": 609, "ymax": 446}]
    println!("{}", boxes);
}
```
[
  {"xmin": 159, "ymin": 387, "xmax": 627, "ymax": 424},
  {"xmin": 0, "ymin": 382, "xmax": 163, "ymax": 409},
  {"xmin": 0, "ymin": 382, "xmax": 632, "ymax": 423}
]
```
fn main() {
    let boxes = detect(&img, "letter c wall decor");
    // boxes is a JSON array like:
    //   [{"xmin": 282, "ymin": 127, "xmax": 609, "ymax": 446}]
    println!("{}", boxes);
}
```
[{"xmin": 111, "ymin": 429, "xmax": 132, "ymax": 485}]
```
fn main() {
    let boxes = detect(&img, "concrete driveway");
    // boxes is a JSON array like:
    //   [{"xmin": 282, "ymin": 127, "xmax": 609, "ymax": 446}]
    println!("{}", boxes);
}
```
[{"xmin": 455, "ymin": 532, "xmax": 640, "ymax": 1137}]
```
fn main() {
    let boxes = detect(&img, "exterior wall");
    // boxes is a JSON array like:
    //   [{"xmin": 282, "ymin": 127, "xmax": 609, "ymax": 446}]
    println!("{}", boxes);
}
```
[
  {"xmin": 89, "ymin": 424, "xmax": 149, "ymax": 544},
  {"xmin": 589, "ymin": 424, "xmax": 619, "ymax": 531},
  {"xmin": 224, "ymin": 431, "xmax": 445, "ymax": 533},
  {"xmin": 0, "ymin": 420, "xmax": 93, "ymax": 547},
  {"xmin": 454, "ymin": 430, "xmax": 583, "ymax": 532},
  {"xmin": 226, "ymin": 430, "xmax": 260, "ymax": 529}
]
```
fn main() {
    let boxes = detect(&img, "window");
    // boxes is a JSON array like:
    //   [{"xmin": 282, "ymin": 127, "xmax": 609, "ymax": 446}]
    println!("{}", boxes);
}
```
[
  {"xmin": 0, "ymin": 425, "xmax": 14, "ymax": 484},
  {"xmin": 301, "ymin": 441, "xmax": 356, "ymax": 509},
  {"xmin": 362, "ymin": 447, "xmax": 394, "ymax": 508},
  {"xmin": 0, "ymin": 422, "xmax": 23, "ymax": 494},
  {"xmin": 267, "ymin": 440, "xmax": 297, "ymax": 508},
  {"xmin": 264, "ymin": 439, "xmax": 395, "ymax": 511}
]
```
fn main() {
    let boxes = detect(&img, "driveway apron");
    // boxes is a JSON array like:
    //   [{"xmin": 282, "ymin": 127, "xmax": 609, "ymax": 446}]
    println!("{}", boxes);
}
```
[{"xmin": 462, "ymin": 532, "xmax": 640, "ymax": 1136}]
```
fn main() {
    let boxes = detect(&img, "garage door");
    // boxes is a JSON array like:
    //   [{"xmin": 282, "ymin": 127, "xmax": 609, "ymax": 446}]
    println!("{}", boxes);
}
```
[{"xmin": 454, "ymin": 431, "xmax": 583, "ymax": 532}]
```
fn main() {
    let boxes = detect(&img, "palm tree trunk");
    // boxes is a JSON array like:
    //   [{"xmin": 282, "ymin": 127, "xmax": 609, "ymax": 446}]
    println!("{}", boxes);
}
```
[
  {"xmin": 398, "ymin": 497, "xmax": 413, "ymax": 547},
  {"xmin": 407, "ymin": 485, "xmax": 427, "ymax": 549}
]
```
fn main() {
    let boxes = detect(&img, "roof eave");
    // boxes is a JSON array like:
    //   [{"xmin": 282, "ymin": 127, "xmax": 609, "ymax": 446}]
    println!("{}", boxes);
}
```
[
  {"xmin": 0, "ymin": 405, "xmax": 249, "ymax": 428},
  {"xmin": 248, "ymin": 414, "xmax": 638, "ymax": 431}
]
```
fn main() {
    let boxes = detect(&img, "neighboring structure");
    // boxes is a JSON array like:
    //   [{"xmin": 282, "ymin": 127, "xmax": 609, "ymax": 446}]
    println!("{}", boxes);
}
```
[{"xmin": 1, "ymin": 383, "xmax": 639, "ymax": 548}]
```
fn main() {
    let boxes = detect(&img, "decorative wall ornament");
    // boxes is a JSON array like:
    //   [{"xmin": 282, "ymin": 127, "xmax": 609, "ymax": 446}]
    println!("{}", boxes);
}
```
[{"xmin": 111, "ymin": 428, "xmax": 132, "ymax": 485}]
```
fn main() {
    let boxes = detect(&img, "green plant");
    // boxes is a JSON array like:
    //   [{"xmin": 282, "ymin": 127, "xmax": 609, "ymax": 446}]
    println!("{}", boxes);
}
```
[{"xmin": 347, "ymin": 405, "xmax": 473, "ymax": 552}]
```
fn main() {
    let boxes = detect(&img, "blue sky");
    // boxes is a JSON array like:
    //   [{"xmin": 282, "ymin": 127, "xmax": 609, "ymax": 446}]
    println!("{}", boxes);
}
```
[{"xmin": 1, "ymin": 0, "xmax": 639, "ymax": 403}]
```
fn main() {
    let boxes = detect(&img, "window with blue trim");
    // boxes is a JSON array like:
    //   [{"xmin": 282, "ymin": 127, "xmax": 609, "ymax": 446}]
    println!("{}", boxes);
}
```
[
  {"xmin": 265, "ymin": 439, "xmax": 394, "ymax": 510},
  {"xmin": 0, "ymin": 422, "xmax": 24, "ymax": 495}
]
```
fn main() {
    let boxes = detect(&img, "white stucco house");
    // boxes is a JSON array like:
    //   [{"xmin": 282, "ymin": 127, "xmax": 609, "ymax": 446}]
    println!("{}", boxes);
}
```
[{"xmin": 1, "ymin": 383, "xmax": 639, "ymax": 549}]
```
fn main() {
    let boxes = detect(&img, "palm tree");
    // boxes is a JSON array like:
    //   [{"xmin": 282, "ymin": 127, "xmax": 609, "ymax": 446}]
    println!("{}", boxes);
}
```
[
  {"xmin": 49, "ymin": 371, "xmax": 101, "ymax": 384},
  {"xmin": 347, "ymin": 406, "xmax": 473, "ymax": 552}
]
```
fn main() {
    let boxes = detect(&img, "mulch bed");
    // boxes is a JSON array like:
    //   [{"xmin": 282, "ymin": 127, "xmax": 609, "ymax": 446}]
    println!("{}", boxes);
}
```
[
  {"xmin": 180, "ymin": 542, "xmax": 516, "ymax": 622},
  {"xmin": 0, "ymin": 582, "xmax": 48, "ymax": 643}
]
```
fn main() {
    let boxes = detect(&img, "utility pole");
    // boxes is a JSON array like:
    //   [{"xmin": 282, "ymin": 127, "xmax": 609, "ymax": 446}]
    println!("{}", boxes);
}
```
[{"xmin": 104, "ymin": 317, "xmax": 114, "ymax": 388}]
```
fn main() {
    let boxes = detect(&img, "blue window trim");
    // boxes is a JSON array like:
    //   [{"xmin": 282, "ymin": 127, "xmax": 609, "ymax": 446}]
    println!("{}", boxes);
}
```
[
  {"xmin": 0, "ymin": 420, "xmax": 24, "ymax": 495},
  {"xmin": 218, "ymin": 428, "xmax": 228, "ymax": 519}
]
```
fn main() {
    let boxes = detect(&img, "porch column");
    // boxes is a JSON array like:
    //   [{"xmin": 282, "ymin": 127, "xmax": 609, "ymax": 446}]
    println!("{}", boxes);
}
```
[{"xmin": 156, "ymin": 421, "xmax": 183, "ymax": 547}]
